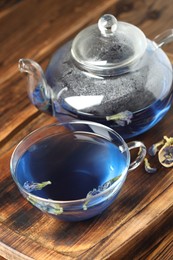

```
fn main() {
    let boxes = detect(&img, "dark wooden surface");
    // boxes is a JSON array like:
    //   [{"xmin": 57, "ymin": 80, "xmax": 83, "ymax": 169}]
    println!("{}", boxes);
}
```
[{"xmin": 0, "ymin": 0, "xmax": 173, "ymax": 259}]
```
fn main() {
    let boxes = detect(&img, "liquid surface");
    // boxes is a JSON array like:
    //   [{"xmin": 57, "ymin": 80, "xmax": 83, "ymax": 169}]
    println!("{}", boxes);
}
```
[{"xmin": 15, "ymin": 132, "xmax": 127, "ymax": 200}]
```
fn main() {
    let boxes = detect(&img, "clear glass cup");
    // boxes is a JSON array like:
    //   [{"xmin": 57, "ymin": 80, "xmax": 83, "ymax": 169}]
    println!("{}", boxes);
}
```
[{"xmin": 10, "ymin": 121, "xmax": 146, "ymax": 221}]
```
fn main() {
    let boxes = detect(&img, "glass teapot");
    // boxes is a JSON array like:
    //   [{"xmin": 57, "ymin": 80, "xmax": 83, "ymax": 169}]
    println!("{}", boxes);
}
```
[{"xmin": 19, "ymin": 14, "xmax": 173, "ymax": 139}]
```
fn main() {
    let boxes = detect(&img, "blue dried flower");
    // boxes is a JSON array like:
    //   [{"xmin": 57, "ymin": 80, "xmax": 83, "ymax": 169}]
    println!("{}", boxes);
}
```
[
  {"xmin": 144, "ymin": 158, "xmax": 157, "ymax": 173},
  {"xmin": 162, "ymin": 157, "xmax": 173, "ymax": 165},
  {"xmin": 158, "ymin": 136, "xmax": 173, "ymax": 167},
  {"xmin": 162, "ymin": 145, "xmax": 173, "ymax": 155},
  {"xmin": 87, "ymin": 175, "xmax": 121, "ymax": 198},
  {"xmin": 106, "ymin": 110, "xmax": 133, "ymax": 126},
  {"xmin": 23, "ymin": 181, "xmax": 52, "ymax": 192},
  {"xmin": 147, "ymin": 136, "xmax": 173, "ymax": 169},
  {"xmin": 83, "ymin": 175, "xmax": 121, "ymax": 210},
  {"xmin": 86, "ymin": 188, "xmax": 100, "ymax": 197},
  {"xmin": 148, "ymin": 139, "xmax": 165, "ymax": 156},
  {"xmin": 27, "ymin": 196, "xmax": 63, "ymax": 215}
]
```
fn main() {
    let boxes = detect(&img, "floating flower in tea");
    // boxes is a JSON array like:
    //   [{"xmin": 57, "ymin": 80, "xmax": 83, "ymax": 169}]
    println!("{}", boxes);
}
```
[
  {"xmin": 106, "ymin": 110, "xmax": 133, "ymax": 126},
  {"xmin": 83, "ymin": 175, "xmax": 121, "ymax": 210},
  {"xmin": 23, "ymin": 181, "xmax": 52, "ymax": 192},
  {"xmin": 27, "ymin": 195, "xmax": 63, "ymax": 215}
]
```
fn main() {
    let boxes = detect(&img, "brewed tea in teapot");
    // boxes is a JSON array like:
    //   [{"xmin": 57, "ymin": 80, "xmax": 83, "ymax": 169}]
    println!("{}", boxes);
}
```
[{"xmin": 19, "ymin": 14, "xmax": 173, "ymax": 138}]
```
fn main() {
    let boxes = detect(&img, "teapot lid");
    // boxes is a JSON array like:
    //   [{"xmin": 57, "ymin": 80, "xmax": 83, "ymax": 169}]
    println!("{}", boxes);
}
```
[{"xmin": 71, "ymin": 14, "xmax": 147, "ymax": 76}]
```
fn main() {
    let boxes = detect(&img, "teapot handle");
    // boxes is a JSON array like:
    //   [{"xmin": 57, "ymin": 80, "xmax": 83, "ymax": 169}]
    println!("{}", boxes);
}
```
[
  {"xmin": 127, "ymin": 141, "xmax": 146, "ymax": 172},
  {"xmin": 153, "ymin": 29, "xmax": 173, "ymax": 48}
]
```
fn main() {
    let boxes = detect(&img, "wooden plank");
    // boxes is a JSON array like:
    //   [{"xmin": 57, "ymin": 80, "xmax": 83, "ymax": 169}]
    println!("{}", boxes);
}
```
[
  {"xmin": 0, "ymin": 224, "xmax": 70, "ymax": 260},
  {"xmin": 1, "ymin": 0, "xmax": 173, "ymax": 259},
  {"xmin": 0, "ymin": 105, "xmax": 38, "ymax": 143},
  {"xmin": 0, "ymin": 60, "xmax": 49, "ymax": 144},
  {"xmin": 81, "ymin": 186, "xmax": 173, "ymax": 259},
  {"xmin": 0, "ymin": 134, "xmax": 172, "ymax": 258},
  {"xmin": 0, "ymin": 112, "xmax": 56, "ymax": 157},
  {"xmin": 147, "ymin": 231, "xmax": 173, "ymax": 260},
  {"xmin": 0, "ymin": 0, "xmax": 116, "ymax": 86},
  {"xmin": 0, "ymin": 0, "xmax": 24, "ymax": 19}
]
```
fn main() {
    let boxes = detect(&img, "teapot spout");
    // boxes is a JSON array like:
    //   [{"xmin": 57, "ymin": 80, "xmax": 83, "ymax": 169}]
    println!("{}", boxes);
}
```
[{"xmin": 18, "ymin": 58, "xmax": 52, "ymax": 113}]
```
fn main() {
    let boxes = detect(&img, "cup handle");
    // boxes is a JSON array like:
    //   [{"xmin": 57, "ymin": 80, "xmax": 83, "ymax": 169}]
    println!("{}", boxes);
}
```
[
  {"xmin": 127, "ymin": 141, "xmax": 146, "ymax": 172},
  {"xmin": 153, "ymin": 29, "xmax": 173, "ymax": 48}
]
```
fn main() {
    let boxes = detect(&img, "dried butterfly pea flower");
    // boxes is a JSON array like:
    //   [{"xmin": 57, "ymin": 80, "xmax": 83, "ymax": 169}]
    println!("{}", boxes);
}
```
[
  {"xmin": 162, "ymin": 157, "xmax": 173, "ymax": 165},
  {"xmin": 148, "ymin": 139, "xmax": 165, "ymax": 156},
  {"xmin": 144, "ymin": 158, "xmax": 157, "ymax": 173},
  {"xmin": 158, "ymin": 136, "xmax": 173, "ymax": 167},
  {"xmin": 23, "ymin": 180, "xmax": 52, "ymax": 192},
  {"xmin": 106, "ymin": 110, "xmax": 133, "ymax": 126},
  {"xmin": 27, "ymin": 195, "xmax": 63, "ymax": 215},
  {"xmin": 83, "ymin": 175, "xmax": 121, "ymax": 210},
  {"xmin": 144, "ymin": 136, "xmax": 173, "ymax": 172}
]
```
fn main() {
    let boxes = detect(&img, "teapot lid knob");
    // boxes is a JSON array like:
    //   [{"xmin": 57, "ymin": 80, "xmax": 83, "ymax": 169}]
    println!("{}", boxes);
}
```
[{"xmin": 98, "ymin": 14, "xmax": 118, "ymax": 36}]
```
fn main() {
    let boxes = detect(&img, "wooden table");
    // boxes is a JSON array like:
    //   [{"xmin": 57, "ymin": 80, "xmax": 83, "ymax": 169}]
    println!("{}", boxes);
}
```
[{"xmin": 0, "ymin": 0, "xmax": 173, "ymax": 259}]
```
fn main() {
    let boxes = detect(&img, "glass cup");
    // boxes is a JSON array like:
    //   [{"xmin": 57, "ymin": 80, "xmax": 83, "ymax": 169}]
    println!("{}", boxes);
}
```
[{"xmin": 10, "ymin": 121, "xmax": 146, "ymax": 221}]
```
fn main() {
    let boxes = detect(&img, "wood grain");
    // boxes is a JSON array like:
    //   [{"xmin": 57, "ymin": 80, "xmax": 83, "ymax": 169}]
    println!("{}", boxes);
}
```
[{"xmin": 0, "ymin": 0, "xmax": 173, "ymax": 259}]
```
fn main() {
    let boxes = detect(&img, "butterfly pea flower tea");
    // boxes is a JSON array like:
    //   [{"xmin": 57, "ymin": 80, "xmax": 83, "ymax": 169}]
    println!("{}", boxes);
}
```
[{"xmin": 10, "ymin": 121, "xmax": 146, "ymax": 221}]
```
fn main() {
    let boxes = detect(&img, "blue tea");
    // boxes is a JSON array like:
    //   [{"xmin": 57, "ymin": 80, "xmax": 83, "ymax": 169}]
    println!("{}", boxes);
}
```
[
  {"xmin": 15, "ymin": 132, "xmax": 126, "ymax": 201},
  {"xmin": 33, "ymin": 85, "xmax": 173, "ymax": 140}
]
